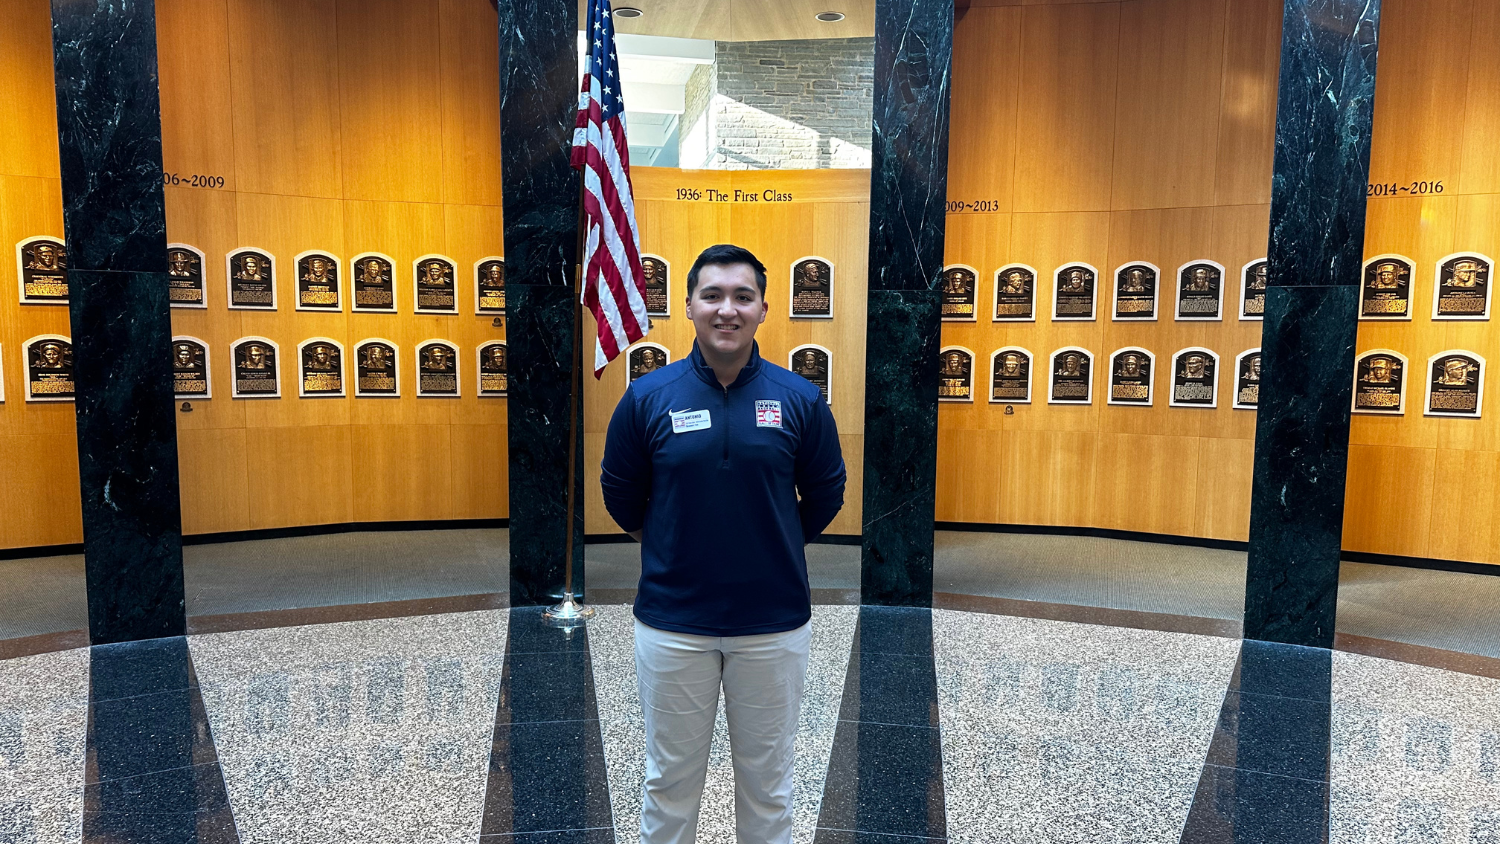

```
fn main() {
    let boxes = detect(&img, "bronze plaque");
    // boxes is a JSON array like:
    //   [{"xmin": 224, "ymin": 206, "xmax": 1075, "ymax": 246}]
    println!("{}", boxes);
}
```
[
  {"xmin": 296, "ymin": 252, "xmax": 341, "ymax": 311},
  {"xmin": 642, "ymin": 255, "xmax": 669, "ymax": 317},
  {"xmin": 24, "ymin": 336, "xmax": 74, "ymax": 401},
  {"xmin": 352, "ymin": 253, "xmax": 396, "ymax": 312},
  {"xmin": 478, "ymin": 341, "xmax": 508, "ymax": 397},
  {"xmin": 299, "ymin": 340, "xmax": 344, "ymax": 397},
  {"xmin": 1113, "ymin": 263, "xmax": 1157, "ymax": 320},
  {"xmin": 1358, "ymin": 256, "xmax": 1412, "ymax": 320},
  {"xmin": 1241, "ymin": 260, "xmax": 1268, "ymax": 319},
  {"xmin": 171, "ymin": 337, "xmax": 210, "ymax": 399},
  {"xmin": 17, "ymin": 237, "xmax": 68, "ymax": 303},
  {"xmin": 1233, "ymin": 350, "xmax": 1261, "ymax": 410},
  {"xmin": 1433, "ymin": 253, "xmax": 1491, "ymax": 320},
  {"xmin": 1352, "ymin": 351, "xmax": 1405, "ymax": 415},
  {"xmin": 231, "ymin": 338, "xmax": 280, "ymax": 398},
  {"xmin": 790, "ymin": 346, "xmax": 831, "ymax": 404},
  {"xmin": 940, "ymin": 266, "xmax": 977, "ymax": 321},
  {"xmin": 167, "ymin": 245, "xmax": 205, "ymax": 308},
  {"xmin": 354, "ymin": 340, "xmax": 399, "ymax": 397},
  {"xmin": 417, "ymin": 341, "xmax": 459, "ymax": 396},
  {"xmin": 938, "ymin": 348, "xmax": 973, "ymax": 402},
  {"xmin": 1107, "ymin": 349, "xmax": 1153, "ymax": 405},
  {"xmin": 627, "ymin": 344, "xmax": 670, "ymax": 385},
  {"xmin": 1170, "ymin": 349, "xmax": 1219, "ymax": 408},
  {"xmin": 227, "ymin": 248, "xmax": 276, "ymax": 309},
  {"xmin": 1049, "ymin": 349, "xmax": 1092, "ymax": 404},
  {"xmin": 790, "ymin": 258, "xmax": 833, "ymax": 318},
  {"xmin": 1426, "ymin": 352, "xmax": 1483, "ymax": 417},
  {"xmin": 476, "ymin": 257, "xmax": 506, "ymax": 314},
  {"xmin": 1176, "ymin": 261, "xmax": 1223, "ymax": 320},
  {"xmin": 1053, "ymin": 264, "xmax": 1096, "ymax": 320},
  {"xmin": 989, "ymin": 348, "xmax": 1031, "ymax": 404},
  {"xmin": 415, "ymin": 256, "xmax": 458, "ymax": 313},
  {"xmin": 993, "ymin": 265, "xmax": 1036, "ymax": 321}
]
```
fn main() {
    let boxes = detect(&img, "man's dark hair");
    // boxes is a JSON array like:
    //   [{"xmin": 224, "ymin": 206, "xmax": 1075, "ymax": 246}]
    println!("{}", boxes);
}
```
[{"xmin": 685, "ymin": 244, "xmax": 767, "ymax": 297}]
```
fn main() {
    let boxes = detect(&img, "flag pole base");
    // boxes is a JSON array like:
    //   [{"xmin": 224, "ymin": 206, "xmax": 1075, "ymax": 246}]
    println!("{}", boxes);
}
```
[{"xmin": 544, "ymin": 592, "xmax": 595, "ymax": 625}]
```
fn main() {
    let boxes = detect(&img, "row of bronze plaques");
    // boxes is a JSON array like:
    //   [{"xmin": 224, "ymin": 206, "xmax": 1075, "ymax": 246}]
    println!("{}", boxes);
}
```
[
  {"xmin": 936, "ymin": 346, "xmax": 1490, "ymax": 418},
  {"xmin": 12, "ymin": 237, "xmax": 507, "ymax": 314},
  {"xmin": 159, "ymin": 337, "xmax": 508, "ymax": 400},
  {"xmin": 12, "ymin": 240, "xmax": 841, "ymax": 321},
  {"xmin": 623, "ymin": 342, "xmax": 834, "ymax": 404},
  {"xmin": 938, "ymin": 252, "xmax": 1497, "ymax": 322},
  {"xmin": 15, "ymin": 237, "xmax": 1496, "ymax": 323}
]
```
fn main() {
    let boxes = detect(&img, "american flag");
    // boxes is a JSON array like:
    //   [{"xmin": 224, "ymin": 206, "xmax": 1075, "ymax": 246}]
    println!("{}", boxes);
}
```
[{"xmin": 572, "ymin": 0, "xmax": 648, "ymax": 376}]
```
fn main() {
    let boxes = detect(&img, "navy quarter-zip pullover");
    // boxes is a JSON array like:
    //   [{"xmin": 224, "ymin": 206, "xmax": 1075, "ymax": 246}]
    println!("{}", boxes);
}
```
[{"xmin": 600, "ymin": 340, "xmax": 846, "ymax": 636}]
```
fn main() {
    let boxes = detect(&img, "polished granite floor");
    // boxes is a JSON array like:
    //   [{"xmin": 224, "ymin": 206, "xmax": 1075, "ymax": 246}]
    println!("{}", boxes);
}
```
[{"xmin": 3, "ymin": 602, "xmax": 1496, "ymax": 844}]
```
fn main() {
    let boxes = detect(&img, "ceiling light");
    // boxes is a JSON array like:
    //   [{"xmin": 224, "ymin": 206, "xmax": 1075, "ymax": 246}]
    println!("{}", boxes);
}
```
[
  {"xmin": 614, "ymin": 6, "xmax": 644, "ymax": 18},
  {"xmin": 815, "ymin": 11, "xmax": 845, "ymax": 22}
]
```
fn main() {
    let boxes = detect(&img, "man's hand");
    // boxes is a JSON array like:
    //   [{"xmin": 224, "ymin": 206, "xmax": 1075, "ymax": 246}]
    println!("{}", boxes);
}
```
[{"xmin": 629, "ymin": 530, "xmax": 643, "ymax": 543}]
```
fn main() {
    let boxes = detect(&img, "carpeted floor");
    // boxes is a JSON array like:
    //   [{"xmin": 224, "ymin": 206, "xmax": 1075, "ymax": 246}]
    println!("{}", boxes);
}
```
[{"xmin": 3, "ymin": 528, "xmax": 1497, "ymax": 660}]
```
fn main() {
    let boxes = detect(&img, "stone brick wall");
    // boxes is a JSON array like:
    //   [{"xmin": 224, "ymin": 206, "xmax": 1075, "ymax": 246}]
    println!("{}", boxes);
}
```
[{"xmin": 678, "ymin": 38, "xmax": 874, "ymax": 170}]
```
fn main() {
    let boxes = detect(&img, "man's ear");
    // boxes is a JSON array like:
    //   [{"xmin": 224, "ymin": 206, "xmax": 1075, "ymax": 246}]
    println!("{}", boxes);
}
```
[{"xmin": 759, "ymin": 299, "xmax": 768, "ymax": 323}]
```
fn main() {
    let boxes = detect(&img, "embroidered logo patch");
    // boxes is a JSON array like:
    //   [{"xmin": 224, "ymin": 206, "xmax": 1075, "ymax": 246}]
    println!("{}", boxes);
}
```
[{"xmin": 756, "ymin": 400, "xmax": 782, "ymax": 428}]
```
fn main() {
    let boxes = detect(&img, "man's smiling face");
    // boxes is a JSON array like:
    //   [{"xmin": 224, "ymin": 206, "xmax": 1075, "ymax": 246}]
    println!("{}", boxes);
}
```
[{"xmin": 687, "ymin": 263, "xmax": 766, "ymax": 360}]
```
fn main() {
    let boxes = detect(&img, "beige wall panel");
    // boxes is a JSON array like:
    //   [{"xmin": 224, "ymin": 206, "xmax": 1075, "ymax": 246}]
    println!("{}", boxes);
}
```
[
  {"xmin": 1457, "ymin": 0, "xmax": 1500, "ymax": 194},
  {"xmin": 1342, "ymin": 444, "xmax": 1436, "ymax": 557},
  {"xmin": 349, "ymin": 423, "xmax": 454, "ymax": 522},
  {"xmin": 1111, "ymin": 0, "xmax": 1227, "ymax": 211},
  {"xmin": 177, "ymin": 428, "xmax": 251, "ymax": 535},
  {"xmin": 1424, "ymin": 448, "xmax": 1498, "ymax": 564},
  {"xmin": 1192, "ymin": 436, "xmax": 1253, "ymax": 540},
  {"xmin": 1091, "ymin": 432, "xmax": 1200, "ymax": 536},
  {"xmin": 934, "ymin": 426, "xmax": 964, "ymax": 522},
  {"xmin": 0, "ymin": 435, "xmax": 83, "ymax": 548},
  {"xmin": 0, "ymin": 3, "xmax": 77, "ymax": 550},
  {"xmin": 948, "ymin": 7, "xmax": 1021, "ymax": 211},
  {"xmin": 941, "ymin": 428, "xmax": 1004, "ymax": 524},
  {"xmin": 245, "ymin": 425, "xmax": 355, "ymax": 529},
  {"xmin": 449, "ymin": 423, "xmax": 507, "ymax": 519},
  {"xmin": 826, "ymin": 434, "xmax": 864, "ymax": 536},
  {"xmin": 584, "ymin": 434, "xmax": 610, "ymax": 534},
  {"xmin": 0, "ymin": 0, "xmax": 61, "ymax": 180},
  {"xmin": 1213, "ymin": 0, "xmax": 1281, "ymax": 206},
  {"xmin": 226, "ymin": 0, "xmax": 344, "ymax": 197},
  {"xmin": 1366, "ymin": 0, "xmax": 1472, "ymax": 188},
  {"xmin": 995, "ymin": 429, "xmax": 1099, "ymax": 527},
  {"xmin": 1011, "ymin": 3, "xmax": 1120, "ymax": 213},
  {"xmin": 438, "ymin": 0, "xmax": 503, "ymax": 206},
  {"xmin": 156, "ymin": 0, "xmax": 236, "ymax": 185},
  {"xmin": 336, "ymin": 0, "xmax": 444, "ymax": 202}
]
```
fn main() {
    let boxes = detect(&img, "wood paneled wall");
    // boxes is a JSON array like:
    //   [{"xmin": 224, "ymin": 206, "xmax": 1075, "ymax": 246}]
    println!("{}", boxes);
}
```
[
  {"xmin": 1344, "ymin": 0, "xmax": 1500, "ymax": 566},
  {"xmin": 583, "ymin": 167, "xmax": 869, "ymax": 537},
  {"xmin": 936, "ymin": 0, "xmax": 1281, "ymax": 541},
  {"xmin": 0, "ymin": 0, "xmax": 82, "ymax": 550},
  {"xmin": 157, "ymin": 0, "xmax": 509, "ymax": 535}
]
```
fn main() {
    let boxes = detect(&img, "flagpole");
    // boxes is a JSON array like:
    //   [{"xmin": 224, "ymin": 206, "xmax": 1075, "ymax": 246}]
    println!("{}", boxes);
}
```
[{"xmin": 545, "ymin": 175, "xmax": 595, "ymax": 625}]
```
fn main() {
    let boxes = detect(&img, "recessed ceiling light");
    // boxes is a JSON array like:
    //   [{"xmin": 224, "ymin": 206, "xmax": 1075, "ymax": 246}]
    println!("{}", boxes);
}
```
[
  {"xmin": 614, "ymin": 6, "xmax": 644, "ymax": 18},
  {"xmin": 815, "ymin": 11, "xmax": 845, "ymax": 22}
]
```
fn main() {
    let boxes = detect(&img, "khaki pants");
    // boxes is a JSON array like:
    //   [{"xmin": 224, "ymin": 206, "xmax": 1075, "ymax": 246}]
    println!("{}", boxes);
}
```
[{"xmin": 634, "ymin": 618, "xmax": 812, "ymax": 844}]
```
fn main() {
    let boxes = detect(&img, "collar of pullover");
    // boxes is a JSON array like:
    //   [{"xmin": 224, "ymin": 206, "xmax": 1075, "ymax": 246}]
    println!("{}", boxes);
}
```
[{"xmin": 688, "ymin": 340, "xmax": 763, "ymax": 391}]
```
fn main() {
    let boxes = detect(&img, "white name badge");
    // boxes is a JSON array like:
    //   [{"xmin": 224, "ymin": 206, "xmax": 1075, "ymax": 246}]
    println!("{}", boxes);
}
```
[{"xmin": 670, "ymin": 408, "xmax": 712, "ymax": 433}]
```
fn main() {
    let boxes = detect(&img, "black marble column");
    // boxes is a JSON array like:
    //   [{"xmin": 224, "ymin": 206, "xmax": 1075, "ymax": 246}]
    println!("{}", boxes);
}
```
[
  {"xmin": 860, "ymin": 0, "xmax": 953, "ymax": 607},
  {"xmin": 499, "ymin": 0, "xmax": 585, "ymax": 606},
  {"xmin": 51, "ymin": 0, "xmax": 185, "ymax": 644},
  {"xmin": 1244, "ymin": 0, "xmax": 1381, "ymax": 648}
]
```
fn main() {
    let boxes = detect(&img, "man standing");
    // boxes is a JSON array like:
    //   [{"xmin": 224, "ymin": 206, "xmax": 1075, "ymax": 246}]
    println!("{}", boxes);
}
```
[{"xmin": 601, "ymin": 244, "xmax": 846, "ymax": 844}]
